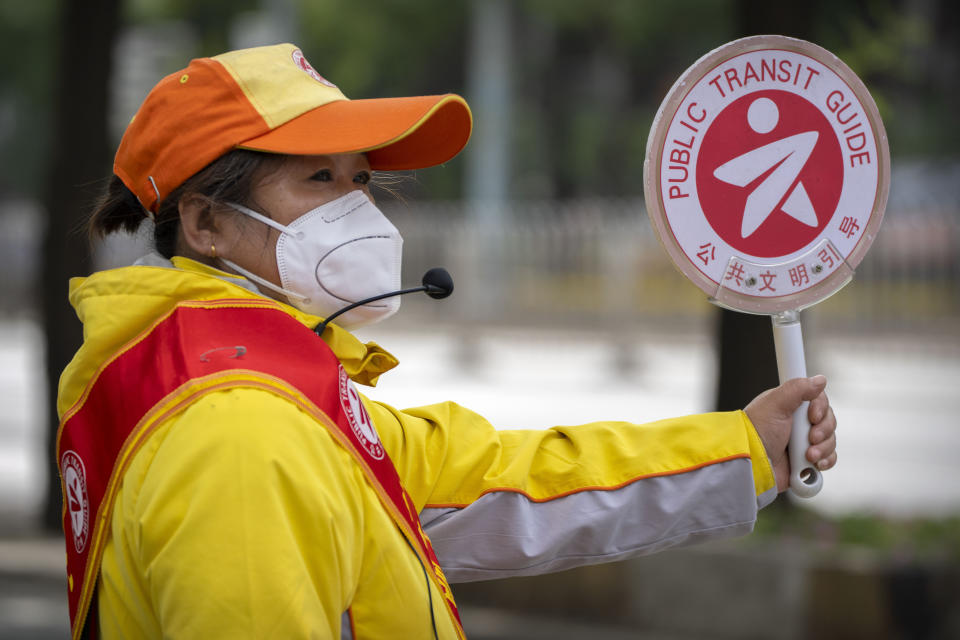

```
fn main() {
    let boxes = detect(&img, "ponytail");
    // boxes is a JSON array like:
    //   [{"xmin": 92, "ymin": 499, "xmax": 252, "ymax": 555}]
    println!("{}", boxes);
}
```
[
  {"xmin": 87, "ymin": 150, "xmax": 286, "ymax": 259},
  {"xmin": 87, "ymin": 175, "xmax": 145, "ymax": 240}
]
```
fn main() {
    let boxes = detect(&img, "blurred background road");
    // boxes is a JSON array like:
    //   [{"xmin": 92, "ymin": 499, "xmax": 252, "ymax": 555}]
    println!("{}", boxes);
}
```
[{"xmin": 1, "ymin": 0, "xmax": 958, "ymax": 638}]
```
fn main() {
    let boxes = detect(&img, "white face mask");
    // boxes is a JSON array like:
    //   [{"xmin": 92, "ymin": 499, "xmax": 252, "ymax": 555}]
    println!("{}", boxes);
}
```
[{"xmin": 219, "ymin": 190, "xmax": 403, "ymax": 329}]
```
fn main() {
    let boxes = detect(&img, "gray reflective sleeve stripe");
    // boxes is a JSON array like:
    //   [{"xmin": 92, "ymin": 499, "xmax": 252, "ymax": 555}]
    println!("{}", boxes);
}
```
[
  {"xmin": 757, "ymin": 481, "xmax": 777, "ymax": 510},
  {"xmin": 422, "ymin": 457, "xmax": 764, "ymax": 583},
  {"xmin": 340, "ymin": 610, "xmax": 353, "ymax": 640}
]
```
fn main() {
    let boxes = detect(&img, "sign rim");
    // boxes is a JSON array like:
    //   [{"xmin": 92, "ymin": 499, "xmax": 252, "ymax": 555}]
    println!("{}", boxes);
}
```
[{"xmin": 643, "ymin": 34, "xmax": 890, "ymax": 314}]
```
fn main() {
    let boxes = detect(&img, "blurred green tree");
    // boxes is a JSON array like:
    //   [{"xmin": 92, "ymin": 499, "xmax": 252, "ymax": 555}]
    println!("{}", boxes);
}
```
[
  {"xmin": 0, "ymin": 3, "xmax": 57, "ymax": 198},
  {"xmin": 297, "ymin": 0, "xmax": 471, "ymax": 199}
]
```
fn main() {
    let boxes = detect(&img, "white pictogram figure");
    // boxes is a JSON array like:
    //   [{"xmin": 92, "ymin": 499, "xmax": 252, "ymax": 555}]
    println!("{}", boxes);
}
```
[{"xmin": 713, "ymin": 97, "xmax": 820, "ymax": 238}]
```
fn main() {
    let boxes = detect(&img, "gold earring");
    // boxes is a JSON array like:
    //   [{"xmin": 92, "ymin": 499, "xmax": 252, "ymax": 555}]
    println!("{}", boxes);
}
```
[{"xmin": 211, "ymin": 243, "xmax": 217, "ymax": 259}]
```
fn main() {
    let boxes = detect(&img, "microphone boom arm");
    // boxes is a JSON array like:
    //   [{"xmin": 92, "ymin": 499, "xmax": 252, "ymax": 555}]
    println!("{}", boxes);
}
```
[{"xmin": 313, "ymin": 267, "xmax": 453, "ymax": 336}]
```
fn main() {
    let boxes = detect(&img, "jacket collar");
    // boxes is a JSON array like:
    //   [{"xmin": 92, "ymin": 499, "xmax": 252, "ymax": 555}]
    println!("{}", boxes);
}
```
[{"xmin": 60, "ymin": 256, "xmax": 398, "ymax": 417}]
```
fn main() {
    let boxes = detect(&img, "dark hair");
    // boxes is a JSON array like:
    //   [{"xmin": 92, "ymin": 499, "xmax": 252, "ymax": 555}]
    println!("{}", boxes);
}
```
[{"xmin": 88, "ymin": 149, "xmax": 285, "ymax": 258}]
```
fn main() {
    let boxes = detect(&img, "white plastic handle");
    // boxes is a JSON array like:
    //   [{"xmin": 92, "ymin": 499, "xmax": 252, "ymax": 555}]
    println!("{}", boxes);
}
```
[{"xmin": 771, "ymin": 312, "xmax": 823, "ymax": 498}]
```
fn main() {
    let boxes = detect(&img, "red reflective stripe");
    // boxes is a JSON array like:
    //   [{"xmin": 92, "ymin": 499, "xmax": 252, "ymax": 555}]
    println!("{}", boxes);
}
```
[
  {"xmin": 58, "ymin": 302, "xmax": 464, "ymax": 639},
  {"xmin": 423, "ymin": 453, "xmax": 753, "ymax": 509}
]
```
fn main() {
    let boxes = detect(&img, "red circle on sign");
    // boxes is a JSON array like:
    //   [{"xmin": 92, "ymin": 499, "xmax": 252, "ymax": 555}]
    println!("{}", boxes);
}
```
[{"xmin": 696, "ymin": 90, "xmax": 843, "ymax": 258}]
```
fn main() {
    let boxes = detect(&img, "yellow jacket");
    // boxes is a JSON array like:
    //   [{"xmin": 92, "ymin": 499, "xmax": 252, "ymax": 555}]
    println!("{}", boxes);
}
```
[{"xmin": 59, "ymin": 257, "xmax": 776, "ymax": 639}]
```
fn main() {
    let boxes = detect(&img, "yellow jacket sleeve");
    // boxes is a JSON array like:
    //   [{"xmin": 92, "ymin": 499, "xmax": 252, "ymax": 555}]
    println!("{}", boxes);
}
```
[
  {"xmin": 365, "ymin": 398, "xmax": 777, "ymax": 581},
  {"xmin": 98, "ymin": 388, "xmax": 366, "ymax": 639}
]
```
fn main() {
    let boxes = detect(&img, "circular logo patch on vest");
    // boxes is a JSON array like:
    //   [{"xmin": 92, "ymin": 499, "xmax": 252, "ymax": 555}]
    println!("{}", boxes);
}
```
[
  {"xmin": 338, "ymin": 366, "xmax": 385, "ymax": 460},
  {"xmin": 61, "ymin": 450, "xmax": 90, "ymax": 553}
]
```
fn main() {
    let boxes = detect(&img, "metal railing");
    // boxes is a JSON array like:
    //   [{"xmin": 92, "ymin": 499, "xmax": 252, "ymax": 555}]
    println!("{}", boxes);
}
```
[
  {"xmin": 1, "ymin": 186, "xmax": 956, "ymax": 339},
  {"xmin": 387, "ymin": 197, "xmax": 960, "ymax": 336}
]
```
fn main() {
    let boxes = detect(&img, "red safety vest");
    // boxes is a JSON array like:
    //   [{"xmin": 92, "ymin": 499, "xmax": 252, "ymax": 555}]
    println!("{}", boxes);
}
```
[{"xmin": 56, "ymin": 299, "xmax": 465, "ymax": 639}]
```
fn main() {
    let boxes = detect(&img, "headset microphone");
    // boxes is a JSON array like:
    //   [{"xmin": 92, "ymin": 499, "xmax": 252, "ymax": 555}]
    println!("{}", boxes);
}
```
[{"xmin": 313, "ymin": 267, "xmax": 454, "ymax": 336}]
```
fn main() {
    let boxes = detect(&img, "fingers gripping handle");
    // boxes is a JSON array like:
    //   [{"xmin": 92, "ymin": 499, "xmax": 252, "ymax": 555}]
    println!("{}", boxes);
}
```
[{"xmin": 771, "ymin": 312, "xmax": 823, "ymax": 498}]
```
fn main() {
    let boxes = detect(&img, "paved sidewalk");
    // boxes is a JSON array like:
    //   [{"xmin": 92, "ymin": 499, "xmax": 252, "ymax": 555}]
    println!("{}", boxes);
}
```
[{"xmin": 0, "ymin": 537, "xmax": 68, "ymax": 639}]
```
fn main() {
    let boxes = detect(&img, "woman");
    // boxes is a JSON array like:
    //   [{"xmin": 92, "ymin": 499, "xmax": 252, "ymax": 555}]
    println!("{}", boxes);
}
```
[{"xmin": 57, "ymin": 43, "xmax": 837, "ymax": 640}]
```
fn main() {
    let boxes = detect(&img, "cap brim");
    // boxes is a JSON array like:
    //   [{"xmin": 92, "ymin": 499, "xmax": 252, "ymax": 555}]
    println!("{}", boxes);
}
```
[{"xmin": 238, "ymin": 93, "xmax": 472, "ymax": 170}]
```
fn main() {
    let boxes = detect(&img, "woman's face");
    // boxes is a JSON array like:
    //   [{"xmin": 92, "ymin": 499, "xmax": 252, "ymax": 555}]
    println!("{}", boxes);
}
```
[{"xmin": 219, "ymin": 152, "xmax": 374, "ymax": 297}]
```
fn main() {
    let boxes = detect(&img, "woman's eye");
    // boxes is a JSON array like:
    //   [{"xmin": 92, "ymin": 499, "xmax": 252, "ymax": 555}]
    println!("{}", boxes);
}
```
[
  {"xmin": 354, "ymin": 171, "xmax": 371, "ymax": 185},
  {"xmin": 310, "ymin": 169, "xmax": 332, "ymax": 182}
]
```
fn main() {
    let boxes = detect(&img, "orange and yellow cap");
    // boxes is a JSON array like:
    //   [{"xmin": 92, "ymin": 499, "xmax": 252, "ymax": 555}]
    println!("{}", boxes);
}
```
[{"xmin": 115, "ymin": 43, "xmax": 473, "ymax": 213}]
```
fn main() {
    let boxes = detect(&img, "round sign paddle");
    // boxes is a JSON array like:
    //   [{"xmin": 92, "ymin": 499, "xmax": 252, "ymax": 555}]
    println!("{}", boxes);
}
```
[{"xmin": 644, "ymin": 35, "xmax": 889, "ymax": 497}]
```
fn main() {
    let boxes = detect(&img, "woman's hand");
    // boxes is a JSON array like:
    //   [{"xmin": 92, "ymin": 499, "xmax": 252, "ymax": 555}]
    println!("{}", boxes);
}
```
[{"xmin": 745, "ymin": 375, "xmax": 837, "ymax": 493}]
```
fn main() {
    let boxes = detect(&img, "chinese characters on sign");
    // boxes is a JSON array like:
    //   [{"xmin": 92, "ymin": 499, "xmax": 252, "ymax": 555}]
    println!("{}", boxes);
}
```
[
  {"xmin": 839, "ymin": 216, "xmax": 860, "ymax": 239},
  {"xmin": 725, "ymin": 261, "xmax": 746, "ymax": 286},
  {"xmin": 697, "ymin": 243, "xmax": 717, "ymax": 266},
  {"xmin": 716, "ymin": 238, "xmax": 848, "ymax": 299},
  {"xmin": 759, "ymin": 271, "xmax": 777, "ymax": 292},
  {"xmin": 789, "ymin": 265, "xmax": 810, "ymax": 287}
]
